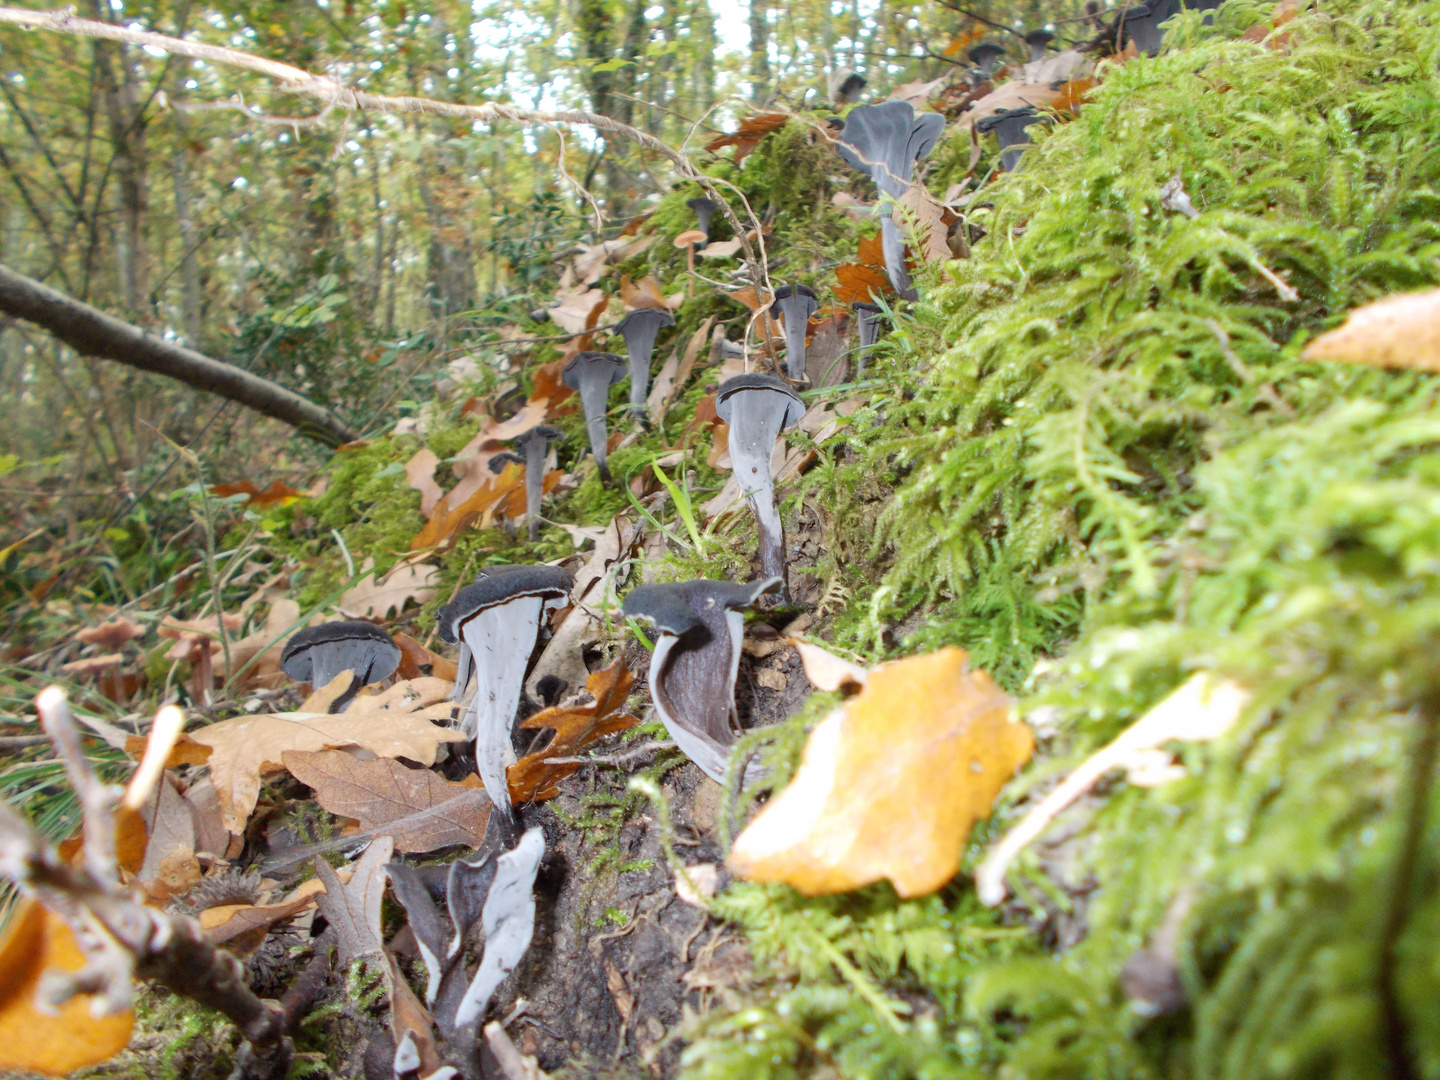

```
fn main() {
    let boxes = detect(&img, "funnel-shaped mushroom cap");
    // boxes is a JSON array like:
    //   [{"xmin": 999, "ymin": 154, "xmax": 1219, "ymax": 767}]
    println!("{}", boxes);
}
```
[
  {"xmin": 438, "ymin": 563, "xmax": 573, "ymax": 817},
  {"xmin": 768, "ymin": 285, "xmax": 820, "ymax": 381},
  {"xmin": 1116, "ymin": 0, "xmax": 1180, "ymax": 55},
  {"xmin": 716, "ymin": 374, "xmax": 805, "ymax": 585},
  {"xmin": 976, "ymin": 106, "xmax": 1047, "ymax": 172},
  {"xmin": 852, "ymin": 301, "xmax": 885, "ymax": 378},
  {"xmin": 511, "ymin": 425, "xmax": 563, "ymax": 541},
  {"xmin": 830, "ymin": 68, "xmax": 867, "ymax": 104},
  {"xmin": 615, "ymin": 307, "xmax": 676, "ymax": 413},
  {"xmin": 489, "ymin": 450, "xmax": 524, "ymax": 474},
  {"xmin": 837, "ymin": 102, "xmax": 946, "ymax": 299},
  {"xmin": 281, "ymin": 621, "xmax": 401, "ymax": 710},
  {"xmin": 1023, "ymin": 28, "xmax": 1054, "ymax": 60},
  {"xmin": 968, "ymin": 40, "xmax": 1005, "ymax": 76},
  {"xmin": 836, "ymin": 101, "xmax": 947, "ymax": 201},
  {"xmin": 622, "ymin": 576, "xmax": 782, "ymax": 782},
  {"xmin": 685, "ymin": 197, "xmax": 717, "ymax": 240},
  {"xmin": 562, "ymin": 351, "xmax": 627, "ymax": 480}
]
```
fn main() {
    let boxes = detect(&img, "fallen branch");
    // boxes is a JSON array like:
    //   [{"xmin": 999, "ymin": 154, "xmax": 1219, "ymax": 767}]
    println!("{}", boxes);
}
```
[{"xmin": 0, "ymin": 264, "xmax": 359, "ymax": 446}]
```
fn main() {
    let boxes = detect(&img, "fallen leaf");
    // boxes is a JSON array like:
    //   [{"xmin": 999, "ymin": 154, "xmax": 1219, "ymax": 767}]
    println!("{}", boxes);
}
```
[
  {"xmin": 200, "ymin": 890, "xmax": 320, "ymax": 955},
  {"xmin": 209, "ymin": 480, "xmax": 305, "ymax": 508},
  {"xmin": 1301, "ymin": 288, "xmax": 1440, "ymax": 372},
  {"xmin": 833, "ymin": 262, "xmax": 893, "ymax": 305},
  {"xmin": 315, "ymin": 836, "xmax": 396, "ymax": 965},
  {"xmin": 728, "ymin": 647, "xmax": 1033, "ymax": 898},
  {"xmin": 216, "ymin": 597, "xmax": 300, "ymax": 689},
  {"xmin": 888, "ymin": 75, "xmax": 947, "ymax": 104},
  {"xmin": 857, "ymin": 233, "xmax": 886, "ymax": 269},
  {"xmin": 169, "ymin": 674, "xmax": 466, "ymax": 833},
  {"xmin": 284, "ymin": 750, "xmax": 490, "ymax": 853},
  {"xmin": 898, "ymin": 183, "xmax": 952, "ymax": 265},
  {"xmin": 410, "ymin": 462, "xmax": 525, "ymax": 551},
  {"xmin": 790, "ymin": 639, "xmax": 868, "ymax": 693},
  {"xmin": 620, "ymin": 273, "xmax": 671, "ymax": 311},
  {"xmin": 705, "ymin": 112, "xmax": 789, "ymax": 164},
  {"xmin": 339, "ymin": 559, "xmax": 440, "ymax": 620},
  {"xmin": 0, "ymin": 900, "xmax": 134, "ymax": 1075},
  {"xmin": 404, "ymin": 450, "xmax": 445, "ymax": 517},
  {"xmin": 508, "ymin": 659, "xmax": 641, "ymax": 804},
  {"xmin": 528, "ymin": 357, "xmax": 577, "ymax": 412},
  {"xmin": 957, "ymin": 79, "xmax": 1067, "ymax": 131},
  {"xmin": 698, "ymin": 238, "xmax": 744, "ymax": 259},
  {"xmin": 648, "ymin": 318, "xmax": 714, "ymax": 421},
  {"xmin": 548, "ymin": 286, "xmax": 609, "ymax": 335},
  {"xmin": 674, "ymin": 863, "xmax": 719, "ymax": 908},
  {"xmin": 394, "ymin": 633, "xmax": 459, "ymax": 682}
]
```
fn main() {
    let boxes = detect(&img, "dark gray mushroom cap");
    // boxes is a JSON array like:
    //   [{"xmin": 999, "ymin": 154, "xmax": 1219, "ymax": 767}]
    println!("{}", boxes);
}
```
[
  {"xmin": 437, "ymin": 564, "xmax": 574, "ymax": 644},
  {"xmin": 514, "ymin": 424, "xmax": 563, "ymax": 450},
  {"xmin": 852, "ymin": 300, "xmax": 883, "ymax": 314},
  {"xmin": 616, "ymin": 307, "xmax": 676, "ymax": 340},
  {"xmin": 562, "ymin": 351, "xmax": 627, "ymax": 391},
  {"xmin": 968, "ymin": 40, "xmax": 1005, "ymax": 66},
  {"xmin": 1023, "ymin": 28, "xmax": 1055, "ymax": 49},
  {"xmin": 489, "ymin": 450, "xmax": 524, "ymax": 474},
  {"xmin": 714, "ymin": 373, "xmax": 806, "ymax": 430},
  {"xmin": 623, "ymin": 577, "xmax": 782, "ymax": 640},
  {"xmin": 281, "ymin": 621, "xmax": 400, "ymax": 685},
  {"xmin": 769, "ymin": 284, "xmax": 818, "ymax": 319},
  {"xmin": 835, "ymin": 101, "xmax": 947, "ymax": 201},
  {"xmin": 975, "ymin": 105, "xmax": 1043, "ymax": 135},
  {"xmin": 835, "ymin": 71, "xmax": 867, "ymax": 98}
]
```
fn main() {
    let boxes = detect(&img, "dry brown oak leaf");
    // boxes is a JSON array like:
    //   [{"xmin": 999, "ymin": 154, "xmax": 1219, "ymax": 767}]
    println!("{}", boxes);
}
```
[
  {"xmin": 158, "ymin": 673, "xmax": 466, "ymax": 834},
  {"xmin": 283, "ymin": 749, "xmax": 490, "ymax": 853},
  {"xmin": 339, "ymin": 558, "xmax": 441, "ymax": 619},
  {"xmin": 0, "ymin": 899, "xmax": 134, "ymax": 1076},
  {"xmin": 507, "ymin": 658, "xmax": 641, "ymax": 804},
  {"xmin": 705, "ymin": 111, "xmax": 789, "ymax": 164},
  {"xmin": 1301, "ymin": 287, "xmax": 1440, "ymax": 372},
  {"xmin": 728, "ymin": 646, "xmax": 1034, "ymax": 898}
]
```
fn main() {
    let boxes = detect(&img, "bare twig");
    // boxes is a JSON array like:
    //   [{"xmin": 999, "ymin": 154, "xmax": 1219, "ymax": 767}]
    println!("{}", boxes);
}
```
[{"xmin": 0, "ymin": 689, "xmax": 294, "ymax": 1079}]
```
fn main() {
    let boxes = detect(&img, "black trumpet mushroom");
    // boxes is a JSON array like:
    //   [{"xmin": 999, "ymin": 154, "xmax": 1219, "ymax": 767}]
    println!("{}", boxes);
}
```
[
  {"xmin": 685, "ymin": 196, "xmax": 717, "ymax": 243},
  {"xmin": 852, "ymin": 300, "xmax": 885, "ymax": 379},
  {"xmin": 976, "ymin": 106, "xmax": 1048, "ymax": 172},
  {"xmin": 505, "ymin": 425, "xmax": 563, "ymax": 541},
  {"xmin": 622, "ymin": 576, "xmax": 782, "ymax": 783},
  {"xmin": 830, "ymin": 68, "xmax": 866, "ymax": 105},
  {"xmin": 969, "ymin": 40, "xmax": 1005, "ymax": 79},
  {"xmin": 769, "ymin": 284, "xmax": 819, "ymax": 381},
  {"xmin": 835, "ymin": 101, "xmax": 946, "ymax": 300},
  {"xmin": 562, "ymin": 351, "xmax": 627, "ymax": 483},
  {"xmin": 1024, "ymin": 27, "xmax": 1054, "ymax": 61},
  {"xmin": 280, "ymin": 621, "xmax": 400, "ymax": 712},
  {"xmin": 615, "ymin": 307, "xmax": 676, "ymax": 416},
  {"xmin": 715, "ymin": 373, "xmax": 806, "ymax": 588},
  {"xmin": 1114, "ymin": 0, "xmax": 1183, "ymax": 55},
  {"xmin": 438, "ymin": 564, "xmax": 573, "ymax": 817}
]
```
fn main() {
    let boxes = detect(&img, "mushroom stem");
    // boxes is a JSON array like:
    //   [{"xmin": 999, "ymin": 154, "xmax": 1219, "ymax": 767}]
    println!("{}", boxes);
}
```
[
  {"xmin": 579, "ymin": 380, "xmax": 613, "ymax": 483},
  {"xmin": 880, "ymin": 215, "xmax": 916, "ymax": 300},
  {"xmin": 728, "ymin": 396, "xmax": 788, "ymax": 587},
  {"xmin": 460, "ymin": 598, "xmax": 544, "ymax": 818},
  {"xmin": 686, "ymin": 244, "xmax": 695, "ymax": 299},
  {"xmin": 522, "ymin": 438, "xmax": 546, "ymax": 542}
]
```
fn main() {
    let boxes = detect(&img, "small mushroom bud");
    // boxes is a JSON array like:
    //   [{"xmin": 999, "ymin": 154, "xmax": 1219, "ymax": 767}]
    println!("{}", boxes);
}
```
[
  {"xmin": 715, "ymin": 373, "xmax": 806, "ymax": 591},
  {"xmin": 685, "ymin": 197, "xmax": 718, "ymax": 242},
  {"xmin": 769, "ymin": 284, "xmax": 819, "ymax": 382},
  {"xmin": 615, "ymin": 307, "xmax": 676, "ymax": 416},
  {"xmin": 1023, "ymin": 28, "xmax": 1054, "ymax": 63},
  {"xmin": 280, "ymin": 621, "xmax": 401, "ymax": 712},
  {"xmin": 968, "ymin": 40, "xmax": 1005, "ymax": 79},
  {"xmin": 851, "ymin": 300, "xmax": 885, "ymax": 379},
  {"xmin": 975, "ymin": 106, "xmax": 1048, "ymax": 173},
  {"xmin": 509, "ymin": 425, "xmax": 563, "ymax": 542},
  {"xmin": 562, "ymin": 351, "xmax": 627, "ymax": 482}
]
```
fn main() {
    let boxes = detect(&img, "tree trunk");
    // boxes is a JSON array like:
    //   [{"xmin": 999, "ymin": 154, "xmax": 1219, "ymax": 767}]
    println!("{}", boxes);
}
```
[
  {"xmin": 0, "ymin": 262, "xmax": 358, "ymax": 446},
  {"xmin": 171, "ymin": 143, "xmax": 202, "ymax": 348},
  {"xmin": 750, "ymin": 0, "xmax": 771, "ymax": 105}
]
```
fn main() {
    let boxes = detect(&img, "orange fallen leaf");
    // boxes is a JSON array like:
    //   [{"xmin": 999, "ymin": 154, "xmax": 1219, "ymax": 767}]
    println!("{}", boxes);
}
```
[
  {"xmin": 1300, "ymin": 288, "xmax": 1440, "ymax": 372},
  {"xmin": 728, "ymin": 647, "xmax": 1033, "ymax": 898},
  {"xmin": 856, "ymin": 233, "xmax": 886, "ymax": 270},
  {"xmin": 705, "ymin": 112, "xmax": 789, "ymax": 165},
  {"xmin": 58, "ymin": 804, "xmax": 148, "ymax": 876},
  {"xmin": 209, "ymin": 480, "xmax": 305, "ymax": 508},
  {"xmin": 410, "ymin": 462, "xmax": 525, "ymax": 551},
  {"xmin": 507, "ymin": 658, "xmax": 641, "ymax": 804},
  {"xmin": 529, "ymin": 357, "xmax": 577, "ymax": 411},
  {"xmin": 620, "ymin": 273, "xmax": 671, "ymax": 312},
  {"xmin": 496, "ymin": 468, "xmax": 564, "ymax": 520},
  {"xmin": 0, "ymin": 900, "xmax": 134, "ymax": 1075},
  {"xmin": 394, "ymin": 632, "xmax": 459, "ymax": 682},
  {"xmin": 833, "ymin": 263, "xmax": 893, "ymax": 305}
]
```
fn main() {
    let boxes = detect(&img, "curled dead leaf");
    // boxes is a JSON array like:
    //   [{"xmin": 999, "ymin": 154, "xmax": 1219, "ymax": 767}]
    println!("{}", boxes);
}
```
[{"xmin": 1301, "ymin": 288, "xmax": 1440, "ymax": 372}]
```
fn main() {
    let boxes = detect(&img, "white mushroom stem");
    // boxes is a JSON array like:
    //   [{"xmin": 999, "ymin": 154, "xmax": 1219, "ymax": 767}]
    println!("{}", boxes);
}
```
[
  {"xmin": 880, "ymin": 214, "xmax": 914, "ymax": 299},
  {"xmin": 726, "ymin": 394, "xmax": 789, "ymax": 583},
  {"xmin": 459, "ymin": 596, "xmax": 545, "ymax": 817},
  {"xmin": 576, "ymin": 378, "xmax": 613, "ymax": 478}
]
